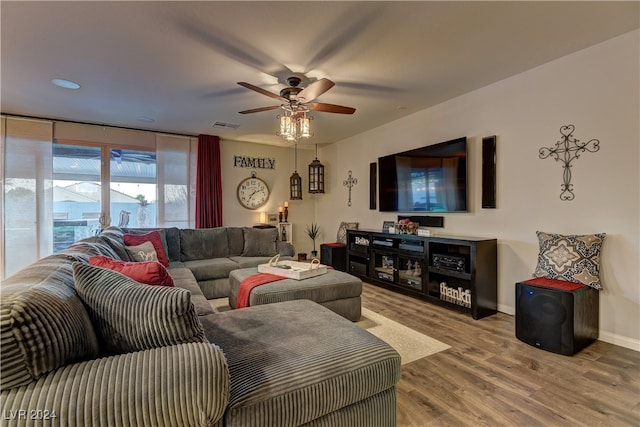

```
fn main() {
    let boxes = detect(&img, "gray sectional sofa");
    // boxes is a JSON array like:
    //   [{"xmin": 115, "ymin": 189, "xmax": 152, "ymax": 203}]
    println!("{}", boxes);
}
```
[{"xmin": 0, "ymin": 226, "xmax": 401, "ymax": 426}]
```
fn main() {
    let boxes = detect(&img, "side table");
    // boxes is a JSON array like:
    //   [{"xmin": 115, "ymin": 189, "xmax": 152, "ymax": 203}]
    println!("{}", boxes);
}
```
[{"xmin": 320, "ymin": 243, "xmax": 347, "ymax": 272}]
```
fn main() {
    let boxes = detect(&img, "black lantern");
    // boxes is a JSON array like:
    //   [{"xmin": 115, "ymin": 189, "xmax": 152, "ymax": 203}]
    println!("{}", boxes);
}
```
[
  {"xmin": 290, "ymin": 171, "xmax": 302, "ymax": 200},
  {"xmin": 308, "ymin": 145, "xmax": 325, "ymax": 194},
  {"xmin": 290, "ymin": 144, "xmax": 303, "ymax": 200}
]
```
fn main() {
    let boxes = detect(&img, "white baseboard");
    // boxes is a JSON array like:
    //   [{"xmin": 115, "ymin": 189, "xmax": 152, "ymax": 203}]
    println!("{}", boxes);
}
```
[
  {"xmin": 497, "ymin": 305, "xmax": 639, "ymax": 352},
  {"xmin": 598, "ymin": 331, "xmax": 640, "ymax": 352},
  {"xmin": 498, "ymin": 304, "xmax": 514, "ymax": 316}
]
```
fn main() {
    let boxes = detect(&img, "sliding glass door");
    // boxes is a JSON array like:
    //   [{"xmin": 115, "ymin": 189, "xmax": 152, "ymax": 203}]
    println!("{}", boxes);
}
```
[
  {"xmin": 53, "ymin": 143, "xmax": 156, "ymax": 252},
  {"xmin": 2, "ymin": 117, "xmax": 193, "ymax": 280}
]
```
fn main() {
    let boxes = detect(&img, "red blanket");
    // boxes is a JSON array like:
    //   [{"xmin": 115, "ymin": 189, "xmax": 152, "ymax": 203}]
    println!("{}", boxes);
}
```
[{"xmin": 236, "ymin": 273, "xmax": 286, "ymax": 308}]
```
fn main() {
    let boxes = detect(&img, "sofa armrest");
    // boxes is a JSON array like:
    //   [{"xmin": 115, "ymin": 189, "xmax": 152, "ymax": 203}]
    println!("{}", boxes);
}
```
[
  {"xmin": 0, "ymin": 342, "xmax": 229, "ymax": 427},
  {"xmin": 276, "ymin": 241, "xmax": 295, "ymax": 257}
]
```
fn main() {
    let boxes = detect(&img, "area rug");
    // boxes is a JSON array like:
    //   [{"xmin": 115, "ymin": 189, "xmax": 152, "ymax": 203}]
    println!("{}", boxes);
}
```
[
  {"xmin": 208, "ymin": 299, "xmax": 450, "ymax": 365},
  {"xmin": 357, "ymin": 307, "xmax": 450, "ymax": 364}
]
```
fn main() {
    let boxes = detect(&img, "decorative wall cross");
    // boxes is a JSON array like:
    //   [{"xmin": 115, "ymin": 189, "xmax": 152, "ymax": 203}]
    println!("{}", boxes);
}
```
[
  {"xmin": 539, "ymin": 124, "xmax": 600, "ymax": 201},
  {"xmin": 343, "ymin": 170, "xmax": 358, "ymax": 207}
]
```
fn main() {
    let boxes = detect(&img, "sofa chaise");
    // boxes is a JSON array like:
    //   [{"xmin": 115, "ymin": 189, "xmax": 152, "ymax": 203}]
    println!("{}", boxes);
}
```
[{"xmin": 0, "ymin": 226, "xmax": 401, "ymax": 426}]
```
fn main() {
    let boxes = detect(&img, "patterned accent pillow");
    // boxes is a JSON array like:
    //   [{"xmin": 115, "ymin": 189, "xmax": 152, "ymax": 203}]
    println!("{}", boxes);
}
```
[
  {"xmin": 89, "ymin": 255, "xmax": 175, "ymax": 287},
  {"xmin": 73, "ymin": 262, "xmax": 206, "ymax": 355},
  {"xmin": 337, "ymin": 221, "xmax": 359, "ymax": 244},
  {"xmin": 533, "ymin": 231, "xmax": 606, "ymax": 289},
  {"xmin": 124, "ymin": 230, "xmax": 169, "ymax": 266},
  {"xmin": 126, "ymin": 241, "xmax": 158, "ymax": 262}
]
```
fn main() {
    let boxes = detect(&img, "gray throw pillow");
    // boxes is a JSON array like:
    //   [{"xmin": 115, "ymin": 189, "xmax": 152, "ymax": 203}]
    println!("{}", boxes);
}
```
[
  {"xmin": 0, "ymin": 284, "xmax": 100, "ymax": 391},
  {"xmin": 73, "ymin": 262, "xmax": 206, "ymax": 355},
  {"xmin": 180, "ymin": 228, "xmax": 229, "ymax": 261},
  {"xmin": 241, "ymin": 227, "xmax": 277, "ymax": 257}
]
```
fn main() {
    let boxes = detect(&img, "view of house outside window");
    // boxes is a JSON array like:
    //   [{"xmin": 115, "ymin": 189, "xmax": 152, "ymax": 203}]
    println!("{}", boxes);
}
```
[{"xmin": 52, "ymin": 144, "xmax": 157, "ymax": 252}]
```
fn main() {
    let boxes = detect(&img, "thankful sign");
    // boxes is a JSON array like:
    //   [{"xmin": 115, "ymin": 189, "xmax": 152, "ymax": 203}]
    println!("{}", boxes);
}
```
[{"xmin": 440, "ymin": 282, "xmax": 471, "ymax": 308}]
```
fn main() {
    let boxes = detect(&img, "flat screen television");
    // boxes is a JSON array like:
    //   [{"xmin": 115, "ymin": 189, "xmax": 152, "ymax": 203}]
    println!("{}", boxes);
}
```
[{"xmin": 378, "ymin": 137, "xmax": 467, "ymax": 212}]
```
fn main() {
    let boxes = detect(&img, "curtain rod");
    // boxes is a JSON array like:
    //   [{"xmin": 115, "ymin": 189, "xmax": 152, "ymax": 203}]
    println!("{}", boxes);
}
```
[{"xmin": 1, "ymin": 113, "xmax": 198, "ymax": 138}]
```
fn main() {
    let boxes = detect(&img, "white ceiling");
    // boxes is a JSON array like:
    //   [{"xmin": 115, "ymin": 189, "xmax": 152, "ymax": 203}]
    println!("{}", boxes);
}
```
[{"xmin": 1, "ymin": 1, "xmax": 638, "ymax": 147}]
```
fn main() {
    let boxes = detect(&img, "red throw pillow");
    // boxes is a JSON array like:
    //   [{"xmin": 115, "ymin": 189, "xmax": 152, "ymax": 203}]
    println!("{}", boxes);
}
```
[
  {"xmin": 89, "ymin": 256, "xmax": 175, "ymax": 287},
  {"xmin": 123, "ymin": 231, "xmax": 169, "ymax": 266}
]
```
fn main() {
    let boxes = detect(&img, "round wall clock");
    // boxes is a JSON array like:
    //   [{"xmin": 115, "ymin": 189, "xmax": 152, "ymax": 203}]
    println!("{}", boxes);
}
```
[{"xmin": 237, "ymin": 172, "xmax": 270, "ymax": 210}]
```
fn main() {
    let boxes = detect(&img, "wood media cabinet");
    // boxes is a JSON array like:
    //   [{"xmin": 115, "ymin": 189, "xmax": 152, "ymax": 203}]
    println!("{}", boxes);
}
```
[{"xmin": 347, "ymin": 229, "xmax": 497, "ymax": 319}]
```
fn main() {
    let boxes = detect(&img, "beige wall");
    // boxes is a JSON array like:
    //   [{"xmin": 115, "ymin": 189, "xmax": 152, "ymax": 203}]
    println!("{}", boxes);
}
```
[
  {"xmin": 314, "ymin": 30, "xmax": 640, "ymax": 350},
  {"xmin": 219, "ymin": 139, "xmax": 316, "ymax": 254}
]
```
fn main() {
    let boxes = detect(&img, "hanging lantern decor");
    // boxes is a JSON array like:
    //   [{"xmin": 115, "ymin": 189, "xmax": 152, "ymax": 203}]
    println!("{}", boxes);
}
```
[
  {"xmin": 308, "ymin": 144, "xmax": 325, "ymax": 194},
  {"xmin": 290, "ymin": 144, "xmax": 303, "ymax": 200}
]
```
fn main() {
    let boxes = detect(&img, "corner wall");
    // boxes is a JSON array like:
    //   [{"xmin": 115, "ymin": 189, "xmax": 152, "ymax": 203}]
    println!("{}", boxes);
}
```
[
  {"xmin": 315, "ymin": 30, "xmax": 640, "ymax": 350},
  {"xmin": 219, "ymin": 140, "xmax": 316, "ymax": 254}
]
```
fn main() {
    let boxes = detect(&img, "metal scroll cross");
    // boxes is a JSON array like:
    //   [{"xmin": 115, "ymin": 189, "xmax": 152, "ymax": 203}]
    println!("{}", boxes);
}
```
[
  {"xmin": 539, "ymin": 124, "xmax": 600, "ymax": 201},
  {"xmin": 343, "ymin": 170, "xmax": 358, "ymax": 207}
]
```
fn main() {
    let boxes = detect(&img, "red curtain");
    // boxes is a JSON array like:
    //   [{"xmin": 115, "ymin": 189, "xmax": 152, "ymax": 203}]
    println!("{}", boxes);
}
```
[{"xmin": 196, "ymin": 134, "xmax": 223, "ymax": 228}]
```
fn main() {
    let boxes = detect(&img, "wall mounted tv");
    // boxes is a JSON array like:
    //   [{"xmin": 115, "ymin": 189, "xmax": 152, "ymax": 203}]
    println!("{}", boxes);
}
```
[{"xmin": 378, "ymin": 137, "xmax": 467, "ymax": 212}]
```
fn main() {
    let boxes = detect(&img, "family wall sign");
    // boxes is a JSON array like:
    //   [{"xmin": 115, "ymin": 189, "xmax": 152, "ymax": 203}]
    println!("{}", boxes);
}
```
[{"xmin": 233, "ymin": 155, "xmax": 276, "ymax": 170}]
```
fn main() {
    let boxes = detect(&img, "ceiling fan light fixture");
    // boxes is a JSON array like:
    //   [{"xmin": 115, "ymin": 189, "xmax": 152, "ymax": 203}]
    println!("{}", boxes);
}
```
[
  {"xmin": 280, "ymin": 113, "xmax": 292, "ymax": 137},
  {"xmin": 300, "ymin": 113, "xmax": 311, "ymax": 139},
  {"xmin": 237, "ymin": 77, "xmax": 354, "ymax": 142},
  {"xmin": 277, "ymin": 107, "xmax": 312, "ymax": 142}
]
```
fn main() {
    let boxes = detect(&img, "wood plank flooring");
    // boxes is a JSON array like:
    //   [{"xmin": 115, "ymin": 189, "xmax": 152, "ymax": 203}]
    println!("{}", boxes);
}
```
[{"xmin": 361, "ymin": 283, "xmax": 640, "ymax": 427}]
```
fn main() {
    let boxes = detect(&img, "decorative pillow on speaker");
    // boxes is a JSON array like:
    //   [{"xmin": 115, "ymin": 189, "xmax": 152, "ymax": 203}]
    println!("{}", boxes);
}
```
[
  {"xmin": 337, "ymin": 221, "xmax": 359, "ymax": 244},
  {"xmin": 532, "ymin": 231, "xmax": 606, "ymax": 290}
]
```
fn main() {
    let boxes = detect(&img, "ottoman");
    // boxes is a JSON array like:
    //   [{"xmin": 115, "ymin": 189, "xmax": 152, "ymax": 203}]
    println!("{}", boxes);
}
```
[
  {"xmin": 228, "ymin": 267, "xmax": 362, "ymax": 321},
  {"xmin": 199, "ymin": 300, "xmax": 401, "ymax": 426}
]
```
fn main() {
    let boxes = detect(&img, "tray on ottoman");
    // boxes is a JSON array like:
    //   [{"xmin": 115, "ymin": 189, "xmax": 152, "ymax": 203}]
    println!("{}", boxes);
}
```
[{"xmin": 258, "ymin": 255, "xmax": 327, "ymax": 280}]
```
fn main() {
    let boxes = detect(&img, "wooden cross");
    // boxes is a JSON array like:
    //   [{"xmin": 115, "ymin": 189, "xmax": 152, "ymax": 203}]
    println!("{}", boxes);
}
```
[
  {"xmin": 343, "ymin": 170, "xmax": 358, "ymax": 207},
  {"xmin": 539, "ymin": 124, "xmax": 600, "ymax": 201}
]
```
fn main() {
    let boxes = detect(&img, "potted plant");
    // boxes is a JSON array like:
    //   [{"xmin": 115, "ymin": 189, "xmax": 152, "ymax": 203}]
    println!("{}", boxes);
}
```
[{"xmin": 305, "ymin": 222, "xmax": 320, "ymax": 259}]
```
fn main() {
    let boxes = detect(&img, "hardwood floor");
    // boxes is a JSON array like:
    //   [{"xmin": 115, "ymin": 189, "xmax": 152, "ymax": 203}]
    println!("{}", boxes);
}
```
[{"xmin": 361, "ymin": 283, "xmax": 640, "ymax": 427}]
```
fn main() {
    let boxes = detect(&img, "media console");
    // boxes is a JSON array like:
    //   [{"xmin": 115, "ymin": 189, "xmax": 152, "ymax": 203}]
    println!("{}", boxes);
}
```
[{"xmin": 347, "ymin": 229, "xmax": 497, "ymax": 319}]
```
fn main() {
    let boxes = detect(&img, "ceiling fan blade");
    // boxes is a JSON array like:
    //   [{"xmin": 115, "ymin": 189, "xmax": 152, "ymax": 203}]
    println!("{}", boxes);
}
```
[
  {"xmin": 297, "ymin": 78, "xmax": 335, "ymax": 102},
  {"xmin": 238, "ymin": 82, "xmax": 287, "ymax": 102},
  {"xmin": 309, "ymin": 103, "xmax": 356, "ymax": 114},
  {"xmin": 238, "ymin": 105, "xmax": 281, "ymax": 114}
]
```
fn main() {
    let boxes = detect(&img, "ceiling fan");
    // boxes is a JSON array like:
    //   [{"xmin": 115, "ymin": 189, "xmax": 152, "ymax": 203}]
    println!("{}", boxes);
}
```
[{"xmin": 237, "ymin": 76, "xmax": 356, "ymax": 116}]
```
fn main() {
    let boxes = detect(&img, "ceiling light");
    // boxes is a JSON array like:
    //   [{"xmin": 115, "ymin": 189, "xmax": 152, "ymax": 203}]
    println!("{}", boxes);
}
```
[
  {"xmin": 51, "ymin": 79, "xmax": 80, "ymax": 89},
  {"xmin": 277, "ymin": 107, "xmax": 313, "ymax": 142}
]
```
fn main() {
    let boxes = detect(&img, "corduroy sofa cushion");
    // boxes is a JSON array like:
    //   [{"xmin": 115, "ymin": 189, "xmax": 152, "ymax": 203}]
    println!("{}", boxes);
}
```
[
  {"xmin": 73, "ymin": 262, "xmax": 206, "ymax": 355},
  {"xmin": 241, "ymin": 227, "xmax": 277, "ymax": 257},
  {"xmin": 0, "ymin": 282, "xmax": 100, "ymax": 391},
  {"xmin": 200, "ymin": 300, "xmax": 401, "ymax": 427},
  {"xmin": 97, "ymin": 226, "xmax": 131, "ymax": 260},
  {"xmin": 180, "ymin": 228, "xmax": 229, "ymax": 260},
  {"xmin": 0, "ymin": 342, "xmax": 230, "ymax": 427}
]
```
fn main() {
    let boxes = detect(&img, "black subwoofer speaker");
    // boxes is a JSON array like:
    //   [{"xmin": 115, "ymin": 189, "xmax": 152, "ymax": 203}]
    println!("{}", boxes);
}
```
[{"xmin": 515, "ymin": 280, "xmax": 599, "ymax": 355}]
